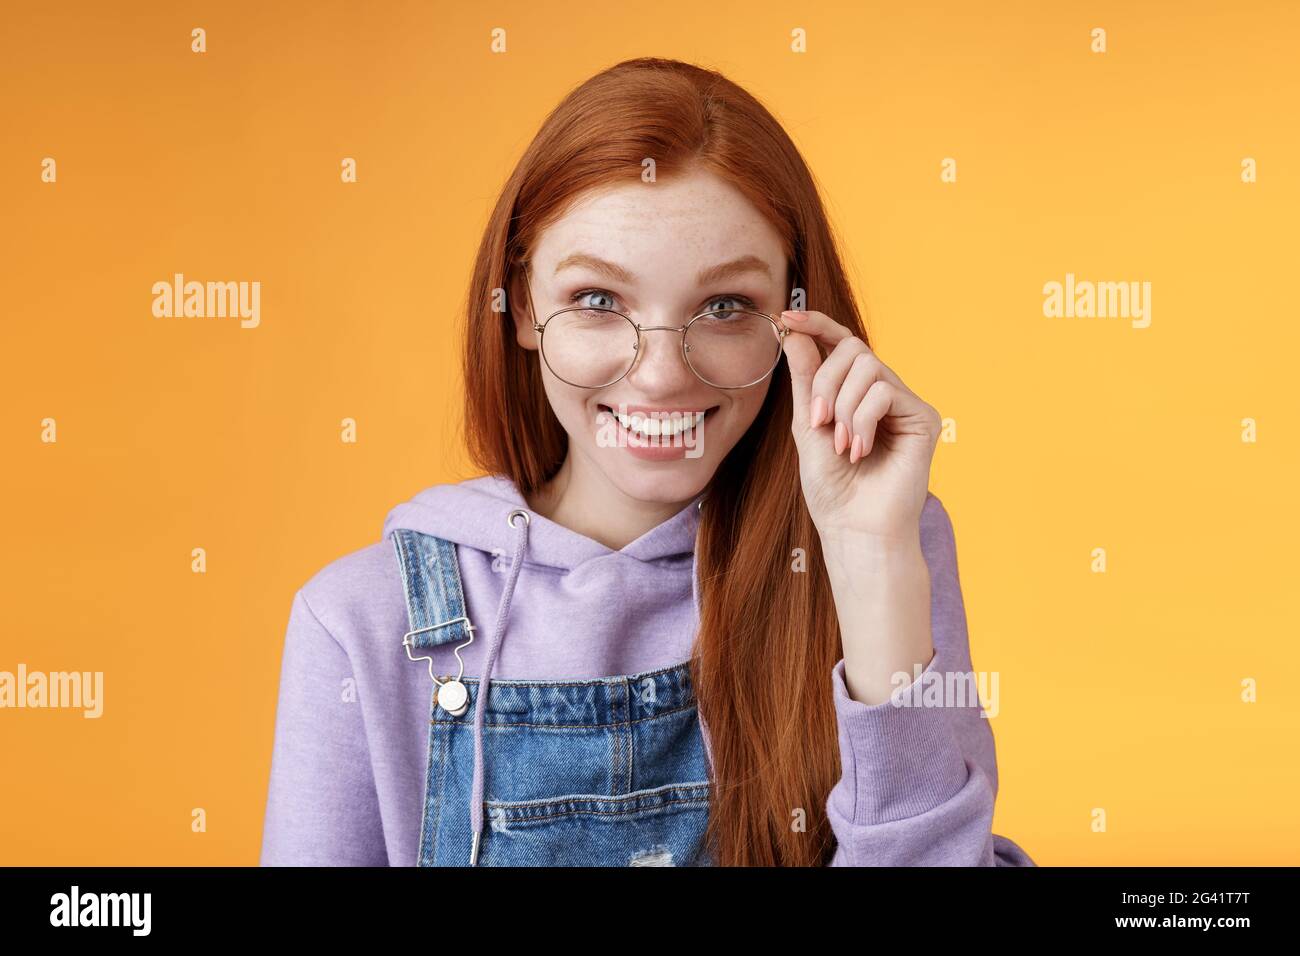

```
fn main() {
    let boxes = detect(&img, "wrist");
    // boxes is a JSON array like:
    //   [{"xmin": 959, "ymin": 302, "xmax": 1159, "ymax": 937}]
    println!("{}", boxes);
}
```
[{"xmin": 819, "ymin": 525, "xmax": 924, "ymax": 566}]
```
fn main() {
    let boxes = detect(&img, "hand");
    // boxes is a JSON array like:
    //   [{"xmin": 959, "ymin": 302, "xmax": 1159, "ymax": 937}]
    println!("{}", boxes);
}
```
[{"xmin": 780, "ymin": 310, "xmax": 942, "ymax": 546}]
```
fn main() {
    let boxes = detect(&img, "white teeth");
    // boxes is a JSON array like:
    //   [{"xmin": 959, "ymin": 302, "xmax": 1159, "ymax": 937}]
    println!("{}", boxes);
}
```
[{"xmin": 610, "ymin": 409, "xmax": 707, "ymax": 437}]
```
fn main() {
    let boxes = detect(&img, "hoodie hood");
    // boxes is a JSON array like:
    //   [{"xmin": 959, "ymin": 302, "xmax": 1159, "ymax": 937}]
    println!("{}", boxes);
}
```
[
  {"xmin": 380, "ymin": 473, "xmax": 708, "ymax": 865},
  {"xmin": 382, "ymin": 473, "xmax": 704, "ymax": 570}
]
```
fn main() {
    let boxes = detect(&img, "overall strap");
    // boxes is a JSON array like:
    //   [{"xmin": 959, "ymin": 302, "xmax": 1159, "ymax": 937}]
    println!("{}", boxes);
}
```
[{"xmin": 390, "ymin": 529, "xmax": 475, "ymax": 650}]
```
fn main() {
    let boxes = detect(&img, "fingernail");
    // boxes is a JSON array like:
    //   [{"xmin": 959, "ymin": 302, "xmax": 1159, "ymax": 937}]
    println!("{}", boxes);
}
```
[
  {"xmin": 849, "ymin": 433, "xmax": 863, "ymax": 463},
  {"xmin": 834, "ymin": 420, "xmax": 848, "ymax": 455},
  {"xmin": 810, "ymin": 395, "xmax": 826, "ymax": 426},
  {"xmin": 782, "ymin": 310, "xmax": 807, "ymax": 320}
]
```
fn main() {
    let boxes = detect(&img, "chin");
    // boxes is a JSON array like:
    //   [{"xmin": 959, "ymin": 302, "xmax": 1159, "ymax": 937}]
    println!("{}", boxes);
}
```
[{"xmin": 601, "ymin": 456, "xmax": 718, "ymax": 506}]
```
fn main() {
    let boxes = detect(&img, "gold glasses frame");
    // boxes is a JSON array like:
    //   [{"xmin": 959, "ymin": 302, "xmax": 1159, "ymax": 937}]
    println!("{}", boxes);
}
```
[{"xmin": 519, "ymin": 261, "xmax": 792, "ymax": 390}]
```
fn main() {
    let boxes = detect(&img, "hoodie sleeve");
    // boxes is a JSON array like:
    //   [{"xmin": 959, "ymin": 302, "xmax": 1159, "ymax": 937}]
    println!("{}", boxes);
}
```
[
  {"xmin": 260, "ymin": 589, "xmax": 389, "ymax": 866},
  {"xmin": 825, "ymin": 496, "xmax": 1035, "ymax": 867}
]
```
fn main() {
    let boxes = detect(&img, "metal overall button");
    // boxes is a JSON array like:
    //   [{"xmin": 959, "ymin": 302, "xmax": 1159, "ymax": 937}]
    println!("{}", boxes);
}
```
[
  {"xmin": 436, "ymin": 678, "xmax": 470, "ymax": 717},
  {"xmin": 402, "ymin": 613, "xmax": 477, "ymax": 718}
]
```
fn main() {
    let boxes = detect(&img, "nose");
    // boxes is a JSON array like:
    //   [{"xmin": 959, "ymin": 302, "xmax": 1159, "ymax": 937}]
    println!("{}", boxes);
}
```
[{"xmin": 626, "ymin": 321, "xmax": 696, "ymax": 392}]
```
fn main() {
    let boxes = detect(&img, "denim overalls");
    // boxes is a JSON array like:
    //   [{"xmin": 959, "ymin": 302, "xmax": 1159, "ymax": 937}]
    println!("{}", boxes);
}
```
[{"xmin": 391, "ymin": 513, "xmax": 715, "ymax": 867}]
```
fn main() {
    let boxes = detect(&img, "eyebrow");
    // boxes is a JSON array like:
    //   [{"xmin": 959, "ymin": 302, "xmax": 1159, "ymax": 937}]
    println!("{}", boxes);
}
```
[{"xmin": 553, "ymin": 253, "xmax": 772, "ymax": 286}]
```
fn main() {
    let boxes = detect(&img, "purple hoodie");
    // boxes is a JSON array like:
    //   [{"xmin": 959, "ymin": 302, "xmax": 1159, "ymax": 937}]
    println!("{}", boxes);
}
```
[{"xmin": 259, "ymin": 473, "xmax": 1035, "ymax": 866}]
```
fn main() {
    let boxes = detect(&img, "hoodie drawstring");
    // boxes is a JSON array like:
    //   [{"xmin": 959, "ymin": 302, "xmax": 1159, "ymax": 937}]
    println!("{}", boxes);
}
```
[{"xmin": 468, "ymin": 507, "xmax": 531, "ymax": 866}]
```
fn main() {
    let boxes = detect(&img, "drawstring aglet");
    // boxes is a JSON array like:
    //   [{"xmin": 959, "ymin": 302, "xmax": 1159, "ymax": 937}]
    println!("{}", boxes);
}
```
[{"xmin": 469, "ymin": 829, "xmax": 482, "ymax": 866}]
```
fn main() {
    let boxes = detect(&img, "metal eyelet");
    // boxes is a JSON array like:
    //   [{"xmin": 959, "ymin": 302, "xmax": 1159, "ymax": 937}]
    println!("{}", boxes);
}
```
[{"xmin": 507, "ymin": 509, "xmax": 531, "ymax": 528}]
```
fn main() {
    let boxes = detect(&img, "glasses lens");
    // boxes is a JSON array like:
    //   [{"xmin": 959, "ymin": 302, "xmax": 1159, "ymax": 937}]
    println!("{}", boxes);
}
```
[
  {"xmin": 540, "ymin": 308, "xmax": 639, "ymax": 387},
  {"xmin": 684, "ymin": 310, "xmax": 784, "ymax": 387}
]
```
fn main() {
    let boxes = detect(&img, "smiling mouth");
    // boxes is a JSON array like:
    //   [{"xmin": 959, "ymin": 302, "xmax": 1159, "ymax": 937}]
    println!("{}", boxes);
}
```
[{"xmin": 597, "ymin": 403, "xmax": 719, "ymax": 438}]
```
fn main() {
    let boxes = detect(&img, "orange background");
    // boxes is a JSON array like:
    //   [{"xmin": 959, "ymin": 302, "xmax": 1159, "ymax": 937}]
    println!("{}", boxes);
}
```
[{"xmin": 2, "ymin": 0, "xmax": 1297, "ymax": 865}]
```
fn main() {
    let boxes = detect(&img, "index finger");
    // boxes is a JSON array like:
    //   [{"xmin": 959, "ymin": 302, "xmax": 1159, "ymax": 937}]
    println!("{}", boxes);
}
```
[
  {"xmin": 780, "ymin": 310, "xmax": 855, "ymax": 351},
  {"xmin": 781, "ymin": 309, "xmax": 912, "ymax": 393}
]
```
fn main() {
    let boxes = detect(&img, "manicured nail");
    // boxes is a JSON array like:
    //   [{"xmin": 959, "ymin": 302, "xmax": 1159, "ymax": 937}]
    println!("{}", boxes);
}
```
[
  {"xmin": 810, "ymin": 395, "xmax": 827, "ymax": 426},
  {"xmin": 834, "ymin": 420, "xmax": 848, "ymax": 455},
  {"xmin": 849, "ymin": 433, "xmax": 863, "ymax": 463}
]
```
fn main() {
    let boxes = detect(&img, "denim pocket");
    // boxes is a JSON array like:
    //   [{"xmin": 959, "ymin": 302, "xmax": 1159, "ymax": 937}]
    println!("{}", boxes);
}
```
[{"xmin": 478, "ymin": 781, "xmax": 712, "ymax": 866}]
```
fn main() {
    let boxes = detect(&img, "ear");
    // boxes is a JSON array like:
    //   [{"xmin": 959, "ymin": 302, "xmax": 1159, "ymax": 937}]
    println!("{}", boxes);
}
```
[{"xmin": 507, "ymin": 267, "xmax": 539, "ymax": 351}]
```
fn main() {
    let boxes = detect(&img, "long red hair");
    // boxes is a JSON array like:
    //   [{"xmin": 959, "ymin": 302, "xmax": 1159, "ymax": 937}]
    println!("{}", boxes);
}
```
[{"xmin": 462, "ymin": 57, "xmax": 868, "ymax": 866}]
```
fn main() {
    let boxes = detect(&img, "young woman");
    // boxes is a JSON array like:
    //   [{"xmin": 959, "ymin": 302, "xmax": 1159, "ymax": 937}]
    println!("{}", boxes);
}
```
[{"xmin": 260, "ymin": 57, "xmax": 1034, "ymax": 867}]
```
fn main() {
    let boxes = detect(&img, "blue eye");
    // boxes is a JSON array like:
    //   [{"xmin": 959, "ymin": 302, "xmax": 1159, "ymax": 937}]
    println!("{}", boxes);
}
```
[
  {"xmin": 570, "ymin": 288, "xmax": 620, "ymax": 311},
  {"xmin": 701, "ymin": 294, "xmax": 758, "ymax": 316}
]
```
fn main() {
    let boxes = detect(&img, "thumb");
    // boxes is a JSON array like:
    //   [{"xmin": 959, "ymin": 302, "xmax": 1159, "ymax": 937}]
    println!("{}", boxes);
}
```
[{"xmin": 781, "ymin": 329, "xmax": 821, "ymax": 433}]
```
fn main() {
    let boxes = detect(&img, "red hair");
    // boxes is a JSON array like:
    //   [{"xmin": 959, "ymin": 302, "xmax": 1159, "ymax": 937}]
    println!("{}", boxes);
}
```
[{"xmin": 462, "ymin": 57, "xmax": 868, "ymax": 866}]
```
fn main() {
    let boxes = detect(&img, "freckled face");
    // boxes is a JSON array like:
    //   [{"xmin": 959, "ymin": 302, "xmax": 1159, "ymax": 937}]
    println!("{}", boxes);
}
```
[{"xmin": 512, "ymin": 168, "xmax": 791, "ymax": 505}]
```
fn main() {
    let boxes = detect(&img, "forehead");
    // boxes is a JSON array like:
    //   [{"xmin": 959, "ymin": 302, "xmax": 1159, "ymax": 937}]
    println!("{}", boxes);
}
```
[{"xmin": 531, "ymin": 168, "xmax": 787, "ymax": 271}]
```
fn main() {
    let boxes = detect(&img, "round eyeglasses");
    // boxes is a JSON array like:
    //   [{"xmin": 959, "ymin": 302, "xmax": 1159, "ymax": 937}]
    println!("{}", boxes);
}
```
[{"xmin": 521, "ymin": 268, "xmax": 791, "ymax": 390}]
